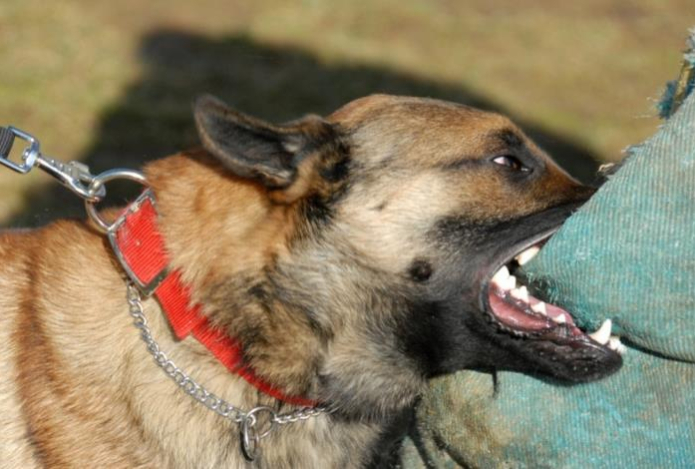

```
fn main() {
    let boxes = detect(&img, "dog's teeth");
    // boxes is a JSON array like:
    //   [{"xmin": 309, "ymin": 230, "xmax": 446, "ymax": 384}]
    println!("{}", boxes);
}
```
[
  {"xmin": 607, "ymin": 336, "xmax": 619, "ymax": 350},
  {"xmin": 554, "ymin": 314, "xmax": 566, "ymax": 324},
  {"xmin": 503, "ymin": 275, "xmax": 517, "ymax": 291},
  {"xmin": 516, "ymin": 246, "xmax": 540, "ymax": 266},
  {"xmin": 608, "ymin": 336, "xmax": 627, "ymax": 355},
  {"xmin": 518, "ymin": 286, "xmax": 529, "ymax": 302},
  {"xmin": 510, "ymin": 286, "xmax": 529, "ymax": 302},
  {"xmin": 492, "ymin": 266, "xmax": 510, "ymax": 284},
  {"xmin": 589, "ymin": 319, "xmax": 612, "ymax": 345},
  {"xmin": 531, "ymin": 301, "xmax": 547, "ymax": 315}
]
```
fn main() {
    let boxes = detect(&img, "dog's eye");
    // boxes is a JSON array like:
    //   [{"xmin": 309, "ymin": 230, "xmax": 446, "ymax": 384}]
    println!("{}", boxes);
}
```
[{"xmin": 492, "ymin": 155, "xmax": 529, "ymax": 172}]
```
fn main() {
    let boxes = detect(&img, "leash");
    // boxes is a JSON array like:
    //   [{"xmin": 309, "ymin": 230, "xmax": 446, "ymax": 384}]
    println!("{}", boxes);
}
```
[{"xmin": 0, "ymin": 126, "xmax": 328, "ymax": 461}]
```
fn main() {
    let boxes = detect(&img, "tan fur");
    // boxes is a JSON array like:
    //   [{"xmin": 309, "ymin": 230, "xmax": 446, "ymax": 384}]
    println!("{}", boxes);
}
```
[{"xmin": 0, "ymin": 95, "xmax": 591, "ymax": 468}]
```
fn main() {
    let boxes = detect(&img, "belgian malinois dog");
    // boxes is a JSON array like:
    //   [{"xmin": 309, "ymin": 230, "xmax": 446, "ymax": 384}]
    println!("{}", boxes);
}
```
[{"xmin": 0, "ymin": 94, "xmax": 622, "ymax": 468}]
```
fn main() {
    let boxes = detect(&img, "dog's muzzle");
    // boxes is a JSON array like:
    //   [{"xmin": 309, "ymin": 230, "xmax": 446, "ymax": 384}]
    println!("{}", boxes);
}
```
[{"xmin": 477, "ymin": 211, "xmax": 623, "ymax": 383}]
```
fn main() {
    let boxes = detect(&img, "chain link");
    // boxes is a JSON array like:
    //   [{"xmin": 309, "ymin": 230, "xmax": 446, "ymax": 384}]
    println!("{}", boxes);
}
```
[{"xmin": 126, "ymin": 284, "xmax": 328, "ymax": 460}]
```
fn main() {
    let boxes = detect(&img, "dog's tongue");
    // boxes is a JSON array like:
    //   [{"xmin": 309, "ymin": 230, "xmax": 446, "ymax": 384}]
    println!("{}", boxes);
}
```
[
  {"xmin": 487, "ymin": 275, "xmax": 578, "ymax": 333},
  {"xmin": 488, "ymin": 292, "xmax": 554, "ymax": 331},
  {"xmin": 487, "ymin": 260, "xmax": 580, "ymax": 333}
]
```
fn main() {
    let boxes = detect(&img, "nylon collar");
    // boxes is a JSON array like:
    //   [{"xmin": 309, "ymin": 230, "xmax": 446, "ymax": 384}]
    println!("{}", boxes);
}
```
[{"xmin": 108, "ymin": 189, "xmax": 317, "ymax": 407}]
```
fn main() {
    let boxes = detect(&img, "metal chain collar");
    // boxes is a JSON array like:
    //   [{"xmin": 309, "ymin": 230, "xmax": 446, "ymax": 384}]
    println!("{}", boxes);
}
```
[
  {"xmin": 126, "ymin": 284, "xmax": 328, "ymax": 460},
  {"xmin": 0, "ymin": 126, "xmax": 328, "ymax": 462}
]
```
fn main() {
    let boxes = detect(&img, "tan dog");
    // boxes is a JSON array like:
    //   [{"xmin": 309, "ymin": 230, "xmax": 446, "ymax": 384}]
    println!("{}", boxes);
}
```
[{"xmin": 0, "ymin": 95, "xmax": 621, "ymax": 468}]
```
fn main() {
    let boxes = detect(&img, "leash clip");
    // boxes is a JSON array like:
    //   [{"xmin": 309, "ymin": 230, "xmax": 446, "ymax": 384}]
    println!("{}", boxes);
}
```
[{"xmin": 0, "ymin": 125, "xmax": 106, "ymax": 201}]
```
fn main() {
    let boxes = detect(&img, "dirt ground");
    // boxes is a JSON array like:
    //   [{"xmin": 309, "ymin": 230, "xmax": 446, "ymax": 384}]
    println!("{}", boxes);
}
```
[{"xmin": 0, "ymin": 0, "xmax": 692, "ymax": 226}]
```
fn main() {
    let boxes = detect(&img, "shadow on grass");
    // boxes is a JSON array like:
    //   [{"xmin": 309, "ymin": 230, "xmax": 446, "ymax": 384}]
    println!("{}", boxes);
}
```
[{"xmin": 6, "ymin": 29, "xmax": 600, "ymax": 227}]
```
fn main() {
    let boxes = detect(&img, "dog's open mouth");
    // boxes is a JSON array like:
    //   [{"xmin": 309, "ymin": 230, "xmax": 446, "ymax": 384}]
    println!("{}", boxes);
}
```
[
  {"xmin": 487, "ymin": 248, "xmax": 624, "ymax": 353},
  {"xmin": 480, "ymin": 232, "xmax": 624, "ymax": 381}
]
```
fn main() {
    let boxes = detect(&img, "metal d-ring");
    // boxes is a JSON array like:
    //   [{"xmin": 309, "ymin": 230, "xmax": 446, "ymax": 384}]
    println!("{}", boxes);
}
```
[{"xmin": 84, "ymin": 169, "xmax": 149, "ymax": 233}]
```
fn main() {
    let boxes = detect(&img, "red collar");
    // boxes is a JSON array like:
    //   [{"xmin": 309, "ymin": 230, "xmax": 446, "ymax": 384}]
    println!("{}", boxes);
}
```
[{"xmin": 108, "ymin": 190, "xmax": 316, "ymax": 407}]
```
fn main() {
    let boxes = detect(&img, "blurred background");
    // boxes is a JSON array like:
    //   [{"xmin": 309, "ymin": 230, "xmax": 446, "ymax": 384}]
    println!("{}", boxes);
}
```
[{"xmin": 0, "ymin": 0, "xmax": 692, "ymax": 227}]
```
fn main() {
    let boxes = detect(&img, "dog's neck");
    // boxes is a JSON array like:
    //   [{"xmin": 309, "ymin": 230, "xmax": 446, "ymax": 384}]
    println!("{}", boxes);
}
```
[
  {"xmin": 143, "ymin": 149, "xmax": 323, "ymax": 400},
  {"xmin": 131, "ymin": 150, "xmax": 421, "ymax": 467}
]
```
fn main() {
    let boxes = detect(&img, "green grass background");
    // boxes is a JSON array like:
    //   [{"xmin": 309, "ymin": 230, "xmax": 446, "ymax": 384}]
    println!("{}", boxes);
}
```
[{"xmin": 0, "ymin": 0, "xmax": 692, "ymax": 226}]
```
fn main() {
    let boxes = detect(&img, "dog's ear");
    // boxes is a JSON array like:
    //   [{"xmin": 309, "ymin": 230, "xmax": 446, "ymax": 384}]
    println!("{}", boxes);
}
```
[{"xmin": 194, "ymin": 94, "xmax": 336, "ymax": 190}]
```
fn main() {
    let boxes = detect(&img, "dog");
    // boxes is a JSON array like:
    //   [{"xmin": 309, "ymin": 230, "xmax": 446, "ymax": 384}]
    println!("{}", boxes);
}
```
[{"xmin": 0, "ymin": 94, "xmax": 622, "ymax": 468}]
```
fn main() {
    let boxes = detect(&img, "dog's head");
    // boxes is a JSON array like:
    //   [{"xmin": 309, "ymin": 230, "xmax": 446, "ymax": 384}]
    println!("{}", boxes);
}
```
[{"xmin": 191, "ymin": 94, "xmax": 621, "ymax": 419}]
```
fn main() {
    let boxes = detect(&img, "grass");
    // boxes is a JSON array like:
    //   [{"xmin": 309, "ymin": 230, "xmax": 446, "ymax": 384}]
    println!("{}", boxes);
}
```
[{"xmin": 0, "ymin": 0, "xmax": 692, "ymax": 226}]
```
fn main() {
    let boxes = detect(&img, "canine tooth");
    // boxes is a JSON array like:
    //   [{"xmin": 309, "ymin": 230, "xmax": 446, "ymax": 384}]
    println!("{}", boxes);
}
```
[
  {"xmin": 492, "ymin": 266, "xmax": 510, "ymax": 284},
  {"xmin": 608, "ymin": 336, "xmax": 627, "ymax": 355},
  {"xmin": 531, "ymin": 302, "xmax": 547, "ymax": 315},
  {"xmin": 554, "ymin": 314, "xmax": 566, "ymax": 324},
  {"xmin": 589, "ymin": 319, "xmax": 612, "ymax": 345},
  {"xmin": 516, "ymin": 246, "xmax": 540, "ymax": 266},
  {"xmin": 511, "ymin": 286, "xmax": 529, "ymax": 302},
  {"xmin": 502, "ymin": 275, "xmax": 517, "ymax": 291}
]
